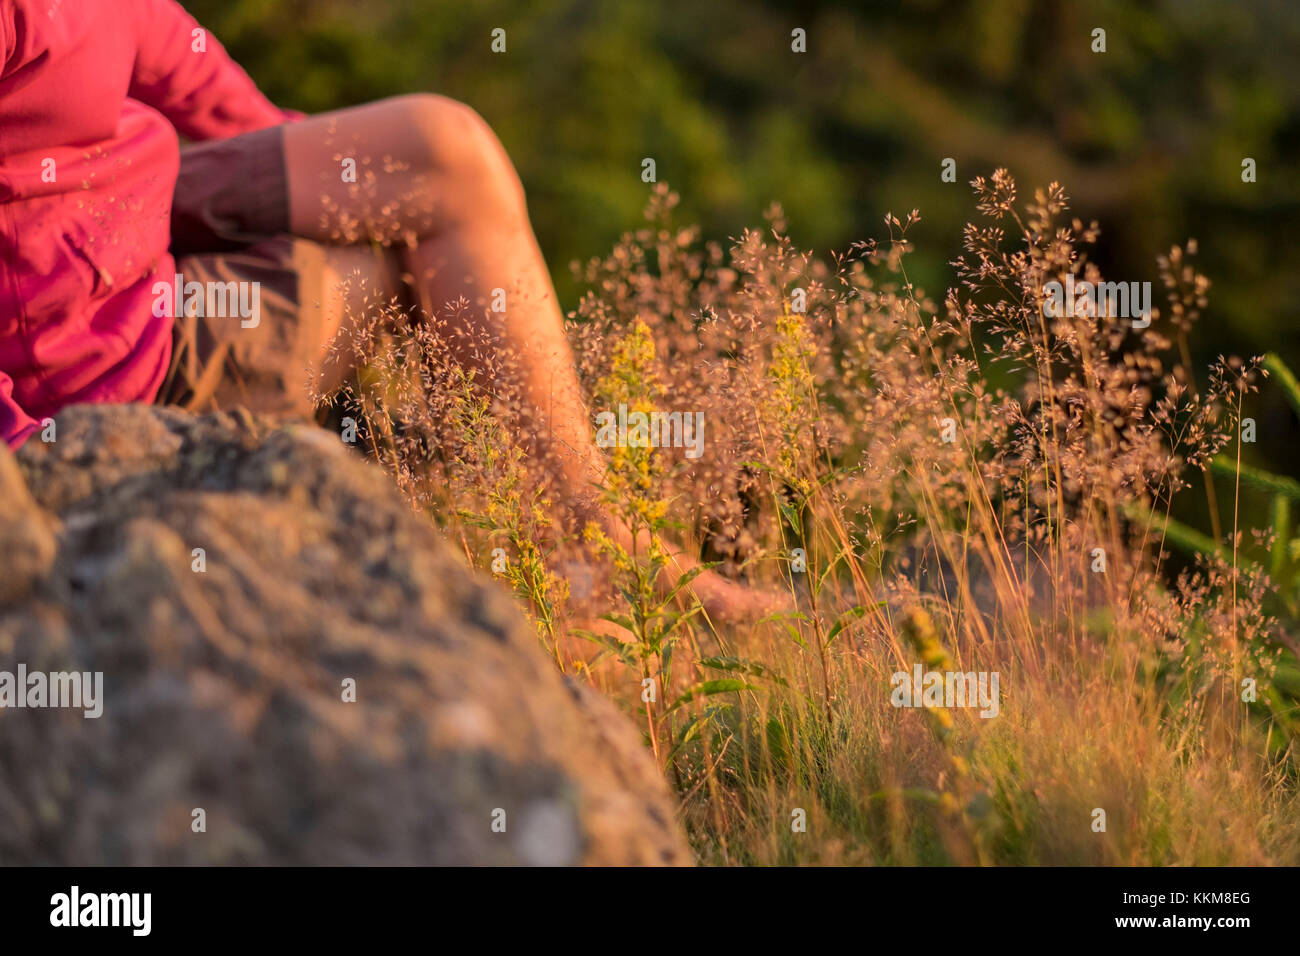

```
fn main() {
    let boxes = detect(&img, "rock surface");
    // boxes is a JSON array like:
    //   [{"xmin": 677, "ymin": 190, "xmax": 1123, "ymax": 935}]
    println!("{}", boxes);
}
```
[{"xmin": 0, "ymin": 404, "xmax": 689, "ymax": 865}]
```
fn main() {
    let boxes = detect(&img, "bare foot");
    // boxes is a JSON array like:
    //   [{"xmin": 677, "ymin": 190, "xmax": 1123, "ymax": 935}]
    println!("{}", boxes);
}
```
[{"xmin": 566, "ymin": 508, "xmax": 791, "ymax": 628}]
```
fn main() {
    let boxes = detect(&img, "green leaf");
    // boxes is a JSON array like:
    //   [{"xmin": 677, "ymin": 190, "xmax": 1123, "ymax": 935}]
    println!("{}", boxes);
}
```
[
  {"xmin": 1123, "ymin": 502, "xmax": 1229, "ymax": 561},
  {"xmin": 777, "ymin": 498, "xmax": 804, "ymax": 536},
  {"xmin": 599, "ymin": 612, "xmax": 637, "ymax": 633},
  {"xmin": 757, "ymin": 610, "xmax": 810, "ymax": 647},
  {"xmin": 1264, "ymin": 352, "xmax": 1300, "ymax": 420},
  {"xmin": 825, "ymin": 605, "xmax": 869, "ymax": 647},
  {"xmin": 815, "ymin": 547, "xmax": 848, "ymax": 595},
  {"xmin": 570, "ymin": 629, "xmax": 639, "ymax": 668},
  {"xmin": 664, "ymin": 703, "xmax": 730, "ymax": 764},
  {"xmin": 665, "ymin": 561, "xmax": 722, "ymax": 602},
  {"xmin": 697, "ymin": 655, "xmax": 789, "ymax": 686},
  {"xmin": 668, "ymin": 679, "xmax": 757, "ymax": 712},
  {"xmin": 1210, "ymin": 456, "xmax": 1300, "ymax": 500},
  {"xmin": 758, "ymin": 611, "xmax": 810, "ymax": 625},
  {"xmin": 766, "ymin": 717, "xmax": 792, "ymax": 770}
]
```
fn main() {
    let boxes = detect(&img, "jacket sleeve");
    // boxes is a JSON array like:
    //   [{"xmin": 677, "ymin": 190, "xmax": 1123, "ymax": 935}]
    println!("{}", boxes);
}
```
[
  {"xmin": 128, "ymin": 0, "xmax": 304, "ymax": 141},
  {"xmin": 1, "ymin": 371, "xmax": 39, "ymax": 450}
]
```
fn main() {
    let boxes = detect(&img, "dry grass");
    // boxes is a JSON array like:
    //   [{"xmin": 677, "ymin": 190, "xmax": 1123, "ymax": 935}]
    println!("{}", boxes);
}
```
[{"xmin": 322, "ymin": 172, "xmax": 1300, "ymax": 865}]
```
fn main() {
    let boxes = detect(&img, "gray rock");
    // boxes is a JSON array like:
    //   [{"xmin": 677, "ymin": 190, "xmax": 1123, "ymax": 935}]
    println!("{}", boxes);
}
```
[{"xmin": 0, "ymin": 404, "xmax": 689, "ymax": 865}]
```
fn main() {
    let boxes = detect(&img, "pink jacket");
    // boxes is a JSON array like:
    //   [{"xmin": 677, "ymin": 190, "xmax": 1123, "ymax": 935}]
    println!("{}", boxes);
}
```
[{"xmin": 0, "ymin": 0, "xmax": 299, "ymax": 448}]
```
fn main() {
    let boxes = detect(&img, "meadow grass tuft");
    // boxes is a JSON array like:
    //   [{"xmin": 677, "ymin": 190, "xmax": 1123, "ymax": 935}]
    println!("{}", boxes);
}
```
[{"xmin": 325, "ymin": 175, "xmax": 1300, "ymax": 865}]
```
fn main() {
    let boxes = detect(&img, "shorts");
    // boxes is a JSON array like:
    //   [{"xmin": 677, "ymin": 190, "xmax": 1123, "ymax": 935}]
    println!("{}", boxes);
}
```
[{"xmin": 157, "ymin": 125, "xmax": 405, "ymax": 417}]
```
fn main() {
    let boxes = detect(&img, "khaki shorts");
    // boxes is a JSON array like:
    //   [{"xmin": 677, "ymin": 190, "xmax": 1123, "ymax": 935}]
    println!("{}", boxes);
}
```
[{"xmin": 157, "ymin": 125, "xmax": 405, "ymax": 417}]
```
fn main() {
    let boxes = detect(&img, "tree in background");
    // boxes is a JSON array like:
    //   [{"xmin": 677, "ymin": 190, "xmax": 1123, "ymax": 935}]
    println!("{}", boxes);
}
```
[{"xmin": 185, "ymin": 0, "xmax": 1300, "ymax": 470}]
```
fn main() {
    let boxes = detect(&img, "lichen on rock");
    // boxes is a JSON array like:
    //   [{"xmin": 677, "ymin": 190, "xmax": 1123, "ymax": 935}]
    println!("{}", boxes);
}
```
[{"xmin": 0, "ymin": 404, "xmax": 689, "ymax": 866}]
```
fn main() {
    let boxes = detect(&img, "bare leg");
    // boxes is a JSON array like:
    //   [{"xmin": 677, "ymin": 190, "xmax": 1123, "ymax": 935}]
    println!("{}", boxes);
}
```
[
  {"xmin": 284, "ymin": 96, "xmax": 600, "ymax": 503},
  {"xmin": 282, "ymin": 95, "xmax": 778, "ymax": 621}
]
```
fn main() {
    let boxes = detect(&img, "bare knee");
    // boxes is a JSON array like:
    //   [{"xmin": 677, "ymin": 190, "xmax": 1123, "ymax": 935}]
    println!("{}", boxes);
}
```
[{"xmin": 384, "ymin": 93, "xmax": 526, "ymax": 219}]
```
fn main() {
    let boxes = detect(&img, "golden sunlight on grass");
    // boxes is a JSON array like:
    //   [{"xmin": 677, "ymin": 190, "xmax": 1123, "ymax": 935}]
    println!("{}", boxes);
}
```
[{"xmin": 322, "ymin": 175, "xmax": 1300, "ymax": 865}]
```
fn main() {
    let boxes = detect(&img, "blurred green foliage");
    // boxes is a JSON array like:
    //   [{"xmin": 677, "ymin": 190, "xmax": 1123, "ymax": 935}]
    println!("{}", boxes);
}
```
[{"xmin": 185, "ymin": 0, "xmax": 1300, "ymax": 462}]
